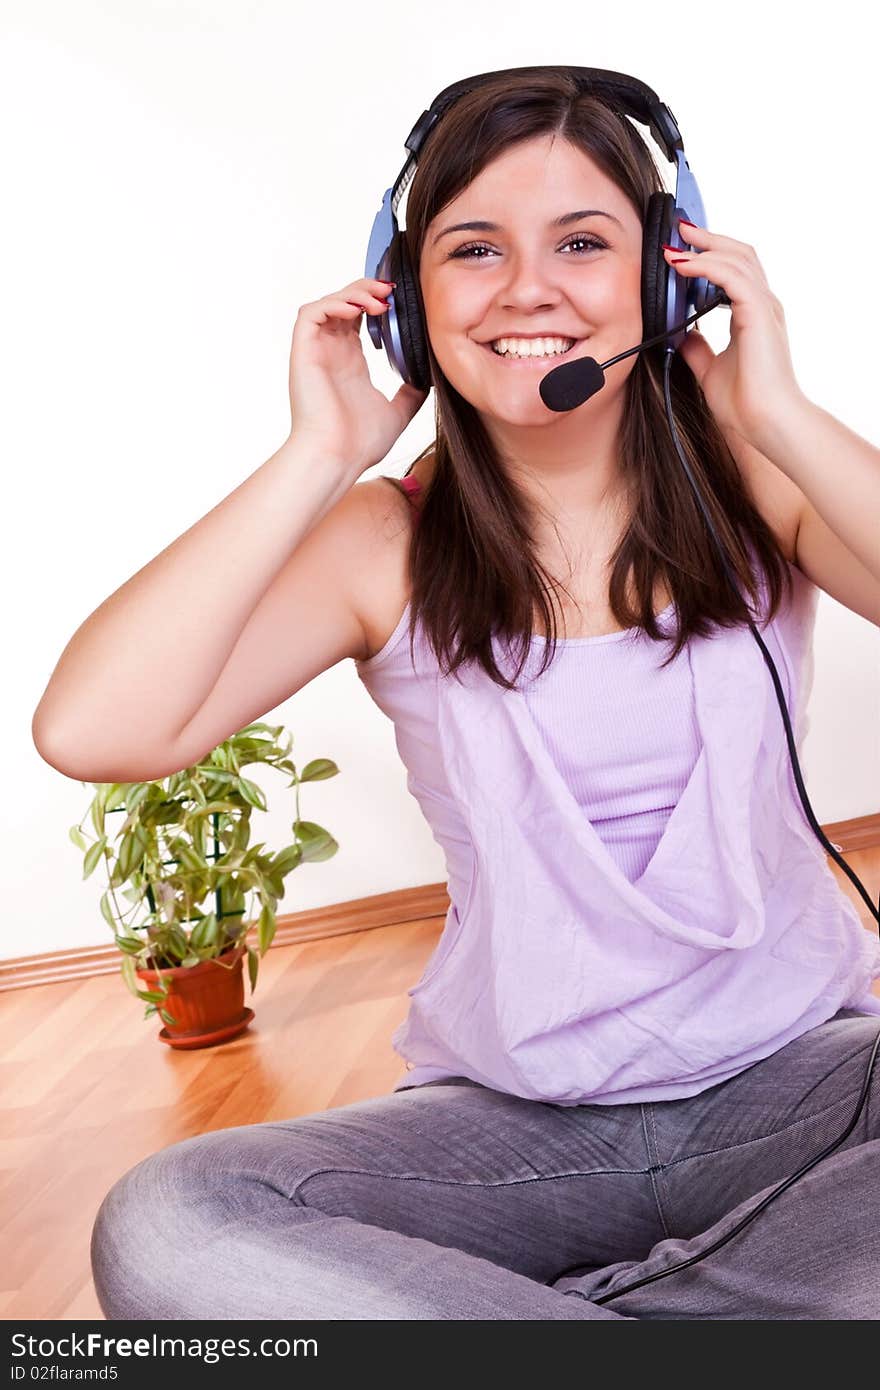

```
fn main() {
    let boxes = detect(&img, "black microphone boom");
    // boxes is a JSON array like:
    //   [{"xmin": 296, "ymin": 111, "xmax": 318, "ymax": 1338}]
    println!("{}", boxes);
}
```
[{"xmin": 539, "ymin": 289, "xmax": 731, "ymax": 412}]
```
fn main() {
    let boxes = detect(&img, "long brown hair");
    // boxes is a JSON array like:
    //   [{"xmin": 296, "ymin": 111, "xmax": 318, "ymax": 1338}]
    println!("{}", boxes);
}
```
[{"xmin": 398, "ymin": 71, "xmax": 793, "ymax": 690}]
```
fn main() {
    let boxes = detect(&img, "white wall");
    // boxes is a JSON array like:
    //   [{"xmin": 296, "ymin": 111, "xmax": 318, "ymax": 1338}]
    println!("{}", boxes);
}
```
[{"xmin": 5, "ymin": 1, "xmax": 878, "ymax": 959}]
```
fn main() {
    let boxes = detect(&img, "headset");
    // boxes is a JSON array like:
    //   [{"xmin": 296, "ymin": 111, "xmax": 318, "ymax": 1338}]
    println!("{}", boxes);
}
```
[{"xmin": 363, "ymin": 65, "xmax": 880, "ymax": 1308}]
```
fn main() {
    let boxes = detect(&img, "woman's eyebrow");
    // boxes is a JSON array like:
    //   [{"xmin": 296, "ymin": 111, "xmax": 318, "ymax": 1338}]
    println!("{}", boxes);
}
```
[{"xmin": 431, "ymin": 209, "xmax": 622, "ymax": 246}]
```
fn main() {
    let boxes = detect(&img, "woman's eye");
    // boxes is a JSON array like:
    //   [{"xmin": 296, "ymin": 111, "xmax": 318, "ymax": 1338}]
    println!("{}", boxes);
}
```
[{"xmin": 450, "ymin": 234, "xmax": 607, "ymax": 260}]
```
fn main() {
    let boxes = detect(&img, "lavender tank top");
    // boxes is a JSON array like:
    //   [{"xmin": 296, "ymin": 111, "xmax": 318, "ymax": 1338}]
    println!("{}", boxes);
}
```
[{"xmin": 355, "ymin": 473, "xmax": 880, "ymax": 1106}]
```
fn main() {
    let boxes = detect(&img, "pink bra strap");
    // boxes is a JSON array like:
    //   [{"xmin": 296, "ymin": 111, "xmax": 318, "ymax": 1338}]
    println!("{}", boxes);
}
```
[{"xmin": 382, "ymin": 473, "xmax": 422, "ymax": 523}]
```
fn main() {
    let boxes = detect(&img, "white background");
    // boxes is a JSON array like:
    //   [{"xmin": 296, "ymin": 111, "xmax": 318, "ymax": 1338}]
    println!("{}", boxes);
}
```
[{"xmin": 3, "ymin": 0, "xmax": 878, "ymax": 958}]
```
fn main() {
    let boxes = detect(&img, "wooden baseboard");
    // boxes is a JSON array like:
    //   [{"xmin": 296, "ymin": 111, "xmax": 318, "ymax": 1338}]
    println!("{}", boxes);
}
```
[
  {"xmin": 822, "ymin": 811, "xmax": 880, "ymax": 855},
  {"xmin": 1, "ymin": 882, "xmax": 451, "ymax": 992},
  {"xmin": 4, "ymin": 810, "xmax": 878, "ymax": 992}
]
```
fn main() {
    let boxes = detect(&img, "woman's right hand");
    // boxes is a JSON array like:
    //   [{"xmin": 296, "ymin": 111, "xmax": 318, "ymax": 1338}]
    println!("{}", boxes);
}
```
[{"xmin": 287, "ymin": 277, "xmax": 430, "ymax": 478}]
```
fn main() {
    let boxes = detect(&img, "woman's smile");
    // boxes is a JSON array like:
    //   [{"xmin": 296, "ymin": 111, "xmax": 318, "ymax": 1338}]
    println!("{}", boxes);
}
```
[{"xmin": 478, "ymin": 338, "xmax": 587, "ymax": 368}]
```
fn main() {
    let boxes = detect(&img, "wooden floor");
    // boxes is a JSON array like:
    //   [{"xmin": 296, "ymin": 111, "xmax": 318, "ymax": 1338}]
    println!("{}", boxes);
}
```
[{"xmin": 2, "ymin": 849, "xmax": 879, "ymax": 1321}]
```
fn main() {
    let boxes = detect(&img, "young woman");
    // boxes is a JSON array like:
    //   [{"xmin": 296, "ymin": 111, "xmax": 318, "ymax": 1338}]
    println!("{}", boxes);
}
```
[{"xmin": 35, "ymin": 73, "xmax": 880, "ymax": 1319}]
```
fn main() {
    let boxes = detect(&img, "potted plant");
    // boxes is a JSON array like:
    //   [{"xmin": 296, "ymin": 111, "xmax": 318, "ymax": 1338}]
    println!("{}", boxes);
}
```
[{"xmin": 69, "ymin": 721, "xmax": 340, "ymax": 1049}]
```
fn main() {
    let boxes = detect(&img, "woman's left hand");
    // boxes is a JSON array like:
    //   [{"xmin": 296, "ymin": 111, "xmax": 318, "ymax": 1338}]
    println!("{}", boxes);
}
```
[{"xmin": 666, "ymin": 221, "xmax": 807, "ymax": 447}]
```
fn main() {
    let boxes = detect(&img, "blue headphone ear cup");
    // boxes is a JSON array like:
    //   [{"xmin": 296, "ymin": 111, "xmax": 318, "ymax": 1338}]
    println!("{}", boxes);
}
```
[
  {"xmin": 641, "ymin": 191, "xmax": 674, "ymax": 350},
  {"xmin": 392, "ymin": 231, "xmax": 431, "ymax": 391}
]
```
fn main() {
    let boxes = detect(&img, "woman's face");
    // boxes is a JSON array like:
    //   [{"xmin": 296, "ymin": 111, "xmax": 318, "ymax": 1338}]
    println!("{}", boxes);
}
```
[{"xmin": 418, "ymin": 134, "xmax": 644, "ymax": 461}]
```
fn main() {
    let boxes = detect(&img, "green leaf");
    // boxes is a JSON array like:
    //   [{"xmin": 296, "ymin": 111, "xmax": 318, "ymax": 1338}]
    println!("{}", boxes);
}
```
[
  {"xmin": 239, "ymin": 721, "xmax": 285, "ymax": 741},
  {"xmin": 105, "ymin": 784, "xmax": 129, "ymax": 812},
  {"xmin": 136, "ymin": 988, "xmax": 168, "ymax": 1004},
  {"xmin": 230, "ymin": 819, "xmax": 251, "ymax": 854},
  {"xmin": 270, "ymin": 844, "xmax": 302, "ymax": 877},
  {"xmin": 159, "ymin": 1008, "xmax": 178, "ymax": 1027},
  {"xmin": 216, "ymin": 848, "xmax": 245, "ymax": 871},
  {"xmin": 89, "ymin": 795, "xmax": 106, "ymax": 839},
  {"xmin": 293, "ymin": 821, "xmax": 339, "ymax": 863},
  {"xmin": 262, "ymin": 867, "xmax": 283, "ymax": 900},
  {"xmin": 171, "ymin": 841, "xmax": 207, "ymax": 874},
  {"xmin": 188, "ymin": 799, "xmax": 241, "ymax": 819},
  {"xmin": 237, "ymin": 776, "xmax": 267, "ymax": 811},
  {"xmin": 299, "ymin": 758, "xmax": 339, "ymax": 782},
  {"xmin": 257, "ymin": 905, "xmax": 276, "ymax": 955},
  {"xmin": 120, "ymin": 955, "xmax": 139, "ymax": 998},
  {"xmin": 99, "ymin": 890, "xmax": 118, "ymax": 931},
  {"xmin": 188, "ymin": 912, "xmax": 217, "ymax": 950},
  {"xmin": 163, "ymin": 926, "xmax": 190, "ymax": 962},
  {"xmin": 83, "ymin": 838, "xmax": 108, "ymax": 879},
  {"xmin": 125, "ymin": 783, "xmax": 153, "ymax": 812},
  {"xmin": 115, "ymin": 934, "xmax": 145, "ymax": 956},
  {"xmin": 69, "ymin": 825, "xmax": 88, "ymax": 852},
  {"xmin": 247, "ymin": 946, "xmax": 259, "ymax": 994},
  {"xmin": 115, "ymin": 830, "xmax": 146, "ymax": 883},
  {"xmin": 190, "ymin": 816, "xmax": 206, "ymax": 859}
]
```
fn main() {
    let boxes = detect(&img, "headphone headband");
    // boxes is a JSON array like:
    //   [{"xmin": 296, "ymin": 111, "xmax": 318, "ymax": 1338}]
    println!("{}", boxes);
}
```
[
  {"xmin": 364, "ymin": 65, "xmax": 716, "ymax": 387},
  {"xmin": 384, "ymin": 67, "xmax": 686, "ymax": 233},
  {"xmin": 404, "ymin": 67, "xmax": 683, "ymax": 166}
]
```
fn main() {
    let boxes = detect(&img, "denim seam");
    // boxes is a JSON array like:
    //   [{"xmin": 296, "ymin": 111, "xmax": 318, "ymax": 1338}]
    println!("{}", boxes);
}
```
[
  {"xmin": 657, "ymin": 1085, "xmax": 866, "ymax": 1170},
  {"xmin": 641, "ymin": 1103, "xmax": 673, "ymax": 1240},
  {"xmin": 560, "ymin": 1286, "xmax": 599, "ymax": 1304},
  {"xmin": 291, "ymin": 1083, "xmax": 857, "ymax": 1202},
  {"xmin": 293, "ymin": 1044, "xmax": 875, "ymax": 1202},
  {"xmin": 292, "ymin": 1165, "xmax": 655, "ymax": 1205}
]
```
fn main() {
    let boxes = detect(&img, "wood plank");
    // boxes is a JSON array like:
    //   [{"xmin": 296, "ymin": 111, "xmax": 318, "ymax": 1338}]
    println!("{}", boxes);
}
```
[{"xmin": 0, "ymin": 916, "xmax": 441, "ymax": 1319}]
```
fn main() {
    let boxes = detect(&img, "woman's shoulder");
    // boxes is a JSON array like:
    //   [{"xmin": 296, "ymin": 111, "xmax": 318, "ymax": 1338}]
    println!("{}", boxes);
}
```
[
  {"xmin": 353, "ymin": 451, "xmax": 434, "ymax": 662},
  {"xmin": 379, "ymin": 473, "xmax": 422, "ymax": 512}
]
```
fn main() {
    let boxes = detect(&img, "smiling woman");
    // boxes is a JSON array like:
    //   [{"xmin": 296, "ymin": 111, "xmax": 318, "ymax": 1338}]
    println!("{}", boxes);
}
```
[
  {"xmin": 394, "ymin": 72, "xmax": 797, "ymax": 691},
  {"xmin": 85, "ymin": 63, "xmax": 880, "ymax": 1327},
  {"xmin": 418, "ymin": 140, "xmax": 645, "ymax": 468}
]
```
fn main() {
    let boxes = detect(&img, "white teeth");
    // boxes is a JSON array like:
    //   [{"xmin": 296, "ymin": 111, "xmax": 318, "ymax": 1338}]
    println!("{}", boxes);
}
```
[{"xmin": 491, "ymin": 336, "xmax": 576, "ymax": 358}]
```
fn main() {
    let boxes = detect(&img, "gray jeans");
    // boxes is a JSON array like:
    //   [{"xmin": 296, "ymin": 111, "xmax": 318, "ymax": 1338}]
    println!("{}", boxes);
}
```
[{"xmin": 91, "ymin": 1006, "xmax": 880, "ymax": 1320}]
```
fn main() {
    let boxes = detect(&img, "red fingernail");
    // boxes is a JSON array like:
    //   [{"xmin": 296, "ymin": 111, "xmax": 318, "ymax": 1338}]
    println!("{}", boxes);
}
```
[
  {"xmin": 670, "ymin": 257, "xmax": 690, "ymax": 264},
  {"xmin": 679, "ymin": 219, "xmax": 698, "ymax": 228},
  {"xmin": 379, "ymin": 279, "xmax": 396, "ymax": 286}
]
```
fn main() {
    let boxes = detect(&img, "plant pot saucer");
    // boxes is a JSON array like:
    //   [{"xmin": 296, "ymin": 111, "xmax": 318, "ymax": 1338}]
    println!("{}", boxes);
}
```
[{"xmin": 158, "ymin": 1007, "xmax": 255, "ymax": 1050}]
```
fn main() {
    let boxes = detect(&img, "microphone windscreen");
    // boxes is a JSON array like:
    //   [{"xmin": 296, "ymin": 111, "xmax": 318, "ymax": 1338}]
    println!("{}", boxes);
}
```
[{"xmin": 539, "ymin": 356, "xmax": 606, "ymax": 412}]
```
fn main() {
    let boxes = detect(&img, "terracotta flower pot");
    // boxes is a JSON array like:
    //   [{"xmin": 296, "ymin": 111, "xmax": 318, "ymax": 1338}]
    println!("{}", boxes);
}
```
[{"xmin": 136, "ymin": 942, "xmax": 254, "ymax": 1049}]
